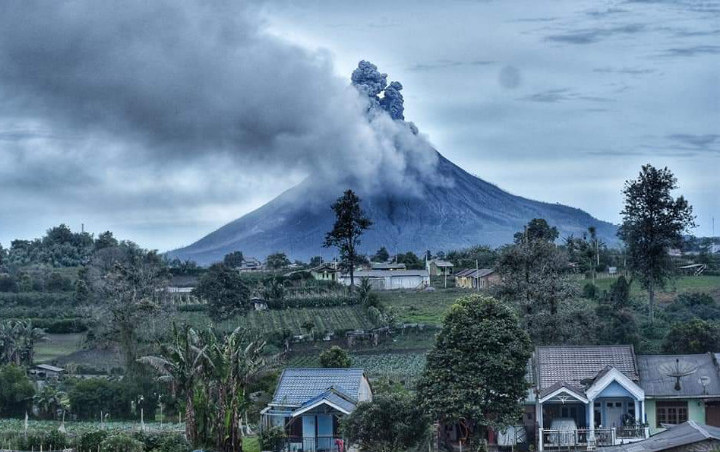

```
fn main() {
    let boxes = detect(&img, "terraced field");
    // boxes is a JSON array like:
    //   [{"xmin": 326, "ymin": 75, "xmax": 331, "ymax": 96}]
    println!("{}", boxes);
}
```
[{"xmin": 180, "ymin": 305, "xmax": 374, "ymax": 335}]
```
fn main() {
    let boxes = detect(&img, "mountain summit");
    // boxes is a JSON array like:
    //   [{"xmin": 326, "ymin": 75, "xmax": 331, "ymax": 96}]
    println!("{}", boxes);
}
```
[{"xmin": 168, "ymin": 62, "xmax": 616, "ymax": 264}]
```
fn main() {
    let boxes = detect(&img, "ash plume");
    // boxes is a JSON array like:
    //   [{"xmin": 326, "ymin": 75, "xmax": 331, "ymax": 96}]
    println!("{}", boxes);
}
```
[{"xmin": 0, "ymin": 1, "xmax": 444, "ymax": 198}]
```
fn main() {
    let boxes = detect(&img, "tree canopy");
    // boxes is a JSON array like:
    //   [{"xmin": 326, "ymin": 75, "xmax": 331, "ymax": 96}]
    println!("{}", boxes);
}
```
[
  {"xmin": 194, "ymin": 263, "xmax": 251, "ymax": 321},
  {"xmin": 618, "ymin": 164, "xmax": 695, "ymax": 321},
  {"xmin": 416, "ymin": 294, "xmax": 532, "ymax": 444},
  {"xmin": 319, "ymin": 346, "xmax": 351, "ymax": 368}
]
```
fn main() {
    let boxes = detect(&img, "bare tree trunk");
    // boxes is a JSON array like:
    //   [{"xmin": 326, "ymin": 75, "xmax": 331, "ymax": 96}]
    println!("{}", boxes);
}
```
[
  {"xmin": 185, "ymin": 392, "xmax": 197, "ymax": 446},
  {"xmin": 648, "ymin": 281, "xmax": 655, "ymax": 323}
]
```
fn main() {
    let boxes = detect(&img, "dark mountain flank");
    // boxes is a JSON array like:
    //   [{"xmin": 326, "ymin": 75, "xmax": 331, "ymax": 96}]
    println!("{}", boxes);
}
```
[{"xmin": 168, "ymin": 152, "xmax": 616, "ymax": 265}]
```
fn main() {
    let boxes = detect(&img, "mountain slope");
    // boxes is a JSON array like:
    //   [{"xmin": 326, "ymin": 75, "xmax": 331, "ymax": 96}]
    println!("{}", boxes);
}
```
[{"xmin": 168, "ymin": 152, "xmax": 617, "ymax": 264}]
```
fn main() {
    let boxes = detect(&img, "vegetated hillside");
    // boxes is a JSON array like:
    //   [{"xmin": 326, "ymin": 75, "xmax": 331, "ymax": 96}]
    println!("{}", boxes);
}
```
[{"xmin": 169, "ymin": 152, "xmax": 617, "ymax": 265}]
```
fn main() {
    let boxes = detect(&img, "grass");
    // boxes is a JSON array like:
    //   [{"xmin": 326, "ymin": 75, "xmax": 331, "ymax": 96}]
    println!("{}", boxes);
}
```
[
  {"xmin": 378, "ymin": 288, "xmax": 476, "ymax": 325},
  {"xmin": 243, "ymin": 436, "xmax": 261, "ymax": 452},
  {"xmin": 34, "ymin": 333, "xmax": 85, "ymax": 363}
]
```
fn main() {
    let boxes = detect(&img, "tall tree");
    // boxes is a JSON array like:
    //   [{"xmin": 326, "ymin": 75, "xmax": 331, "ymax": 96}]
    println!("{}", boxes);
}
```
[
  {"xmin": 618, "ymin": 165, "xmax": 695, "ymax": 321},
  {"xmin": 319, "ymin": 346, "xmax": 351, "ymax": 368},
  {"xmin": 371, "ymin": 247, "xmax": 390, "ymax": 262},
  {"xmin": 223, "ymin": 251, "xmax": 244, "ymax": 268},
  {"xmin": 265, "ymin": 252, "xmax": 290, "ymax": 270},
  {"xmin": 323, "ymin": 190, "xmax": 373, "ymax": 292},
  {"xmin": 416, "ymin": 295, "xmax": 532, "ymax": 447},
  {"xmin": 194, "ymin": 263, "xmax": 251, "ymax": 321}
]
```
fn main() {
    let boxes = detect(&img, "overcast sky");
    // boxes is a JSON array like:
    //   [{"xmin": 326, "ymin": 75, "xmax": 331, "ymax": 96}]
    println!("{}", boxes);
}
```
[{"xmin": 0, "ymin": 0, "xmax": 718, "ymax": 251}]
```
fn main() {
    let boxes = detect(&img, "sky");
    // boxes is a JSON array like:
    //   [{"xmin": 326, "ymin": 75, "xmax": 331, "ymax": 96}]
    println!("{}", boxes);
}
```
[{"xmin": 0, "ymin": 0, "xmax": 718, "ymax": 251}]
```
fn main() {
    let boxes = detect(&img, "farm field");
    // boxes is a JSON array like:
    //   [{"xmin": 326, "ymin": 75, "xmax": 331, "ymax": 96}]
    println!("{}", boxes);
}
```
[
  {"xmin": 287, "ymin": 351, "xmax": 427, "ymax": 386},
  {"xmin": 34, "ymin": 333, "xmax": 85, "ymax": 363},
  {"xmin": 378, "ymin": 288, "xmax": 475, "ymax": 325},
  {"xmin": 179, "ymin": 305, "xmax": 374, "ymax": 336}
]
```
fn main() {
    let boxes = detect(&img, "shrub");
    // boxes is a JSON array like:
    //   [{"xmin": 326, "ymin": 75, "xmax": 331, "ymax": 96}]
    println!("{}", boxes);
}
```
[
  {"xmin": 260, "ymin": 427, "xmax": 287, "ymax": 452},
  {"xmin": 16, "ymin": 430, "xmax": 67, "ymax": 450},
  {"xmin": 101, "ymin": 433, "xmax": 145, "ymax": 452},
  {"xmin": 80, "ymin": 430, "xmax": 110, "ymax": 451},
  {"xmin": 154, "ymin": 433, "xmax": 190, "ymax": 452}
]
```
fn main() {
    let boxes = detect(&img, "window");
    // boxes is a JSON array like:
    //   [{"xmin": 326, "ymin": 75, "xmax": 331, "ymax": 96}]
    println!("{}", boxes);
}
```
[{"xmin": 656, "ymin": 401, "xmax": 688, "ymax": 427}]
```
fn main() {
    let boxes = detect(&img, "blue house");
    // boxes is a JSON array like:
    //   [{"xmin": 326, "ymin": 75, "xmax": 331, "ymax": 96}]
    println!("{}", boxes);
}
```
[{"xmin": 261, "ymin": 368, "xmax": 373, "ymax": 452}]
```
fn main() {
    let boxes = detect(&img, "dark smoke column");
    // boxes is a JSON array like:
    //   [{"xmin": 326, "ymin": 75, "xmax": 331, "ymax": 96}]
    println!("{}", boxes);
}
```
[{"xmin": 351, "ymin": 60, "xmax": 405, "ymax": 120}]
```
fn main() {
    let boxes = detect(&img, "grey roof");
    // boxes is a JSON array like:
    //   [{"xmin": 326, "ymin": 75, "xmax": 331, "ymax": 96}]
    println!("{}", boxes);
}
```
[
  {"xmin": 429, "ymin": 259, "xmax": 453, "ymax": 267},
  {"xmin": 538, "ymin": 380, "xmax": 588, "ymax": 400},
  {"xmin": 637, "ymin": 353, "xmax": 720, "ymax": 398},
  {"xmin": 271, "ymin": 368, "xmax": 366, "ymax": 407},
  {"xmin": 455, "ymin": 268, "xmax": 494, "ymax": 278},
  {"xmin": 371, "ymin": 262, "xmax": 407, "ymax": 270},
  {"xmin": 535, "ymin": 345, "xmax": 638, "ymax": 390},
  {"xmin": 293, "ymin": 388, "xmax": 357, "ymax": 415},
  {"xmin": 34, "ymin": 364, "xmax": 64, "ymax": 372},
  {"xmin": 348, "ymin": 270, "xmax": 429, "ymax": 278},
  {"xmin": 606, "ymin": 421, "xmax": 720, "ymax": 452}
]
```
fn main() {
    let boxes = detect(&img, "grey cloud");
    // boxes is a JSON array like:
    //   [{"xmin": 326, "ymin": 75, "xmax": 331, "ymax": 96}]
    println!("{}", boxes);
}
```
[
  {"xmin": 667, "ymin": 134, "xmax": 720, "ymax": 151},
  {"xmin": 408, "ymin": 59, "xmax": 494, "ymax": 71},
  {"xmin": 593, "ymin": 67, "xmax": 656, "ymax": 75},
  {"xmin": 499, "ymin": 65, "xmax": 522, "ymax": 89},
  {"xmin": 518, "ymin": 88, "xmax": 614, "ymax": 103},
  {"xmin": 545, "ymin": 23, "xmax": 646, "ymax": 44},
  {"xmin": 661, "ymin": 45, "xmax": 720, "ymax": 56}
]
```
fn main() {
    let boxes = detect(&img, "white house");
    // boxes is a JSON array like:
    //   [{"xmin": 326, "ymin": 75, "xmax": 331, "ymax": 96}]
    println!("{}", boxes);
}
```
[{"xmin": 338, "ymin": 270, "xmax": 430, "ymax": 290}]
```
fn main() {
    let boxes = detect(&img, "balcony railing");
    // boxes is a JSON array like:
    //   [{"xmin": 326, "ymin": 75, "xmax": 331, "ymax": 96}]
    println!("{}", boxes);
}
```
[
  {"xmin": 286, "ymin": 435, "xmax": 345, "ymax": 452},
  {"xmin": 538, "ymin": 427, "xmax": 648, "ymax": 450}
]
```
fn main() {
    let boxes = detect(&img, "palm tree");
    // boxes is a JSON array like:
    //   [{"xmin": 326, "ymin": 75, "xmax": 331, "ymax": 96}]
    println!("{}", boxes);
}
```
[
  {"xmin": 138, "ymin": 324, "xmax": 209, "ymax": 445},
  {"xmin": 0, "ymin": 320, "xmax": 45, "ymax": 366}
]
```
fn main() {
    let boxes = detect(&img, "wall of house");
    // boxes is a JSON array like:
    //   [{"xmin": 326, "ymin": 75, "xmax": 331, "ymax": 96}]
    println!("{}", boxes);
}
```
[
  {"xmin": 645, "ymin": 399, "xmax": 706, "ymax": 434},
  {"xmin": 358, "ymin": 377, "xmax": 373, "ymax": 402}
]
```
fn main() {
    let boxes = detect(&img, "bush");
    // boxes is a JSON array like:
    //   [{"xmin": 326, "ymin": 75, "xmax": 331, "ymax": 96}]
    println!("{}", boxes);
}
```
[
  {"xmin": 260, "ymin": 427, "xmax": 287, "ymax": 452},
  {"xmin": 0, "ymin": 365, "xmax": 35, "ymax": 417},
  {"xmin": 101, "ymin": 433, "xmax": 145, "ymax": 452},
  {"xmin": 80, "ymin": 430, "xmax": 110, "ymax": 451},
  {"xmin": 319, "ymin": 346, "xmax": 352, "ymax": 368},
  {"xmin": 16, "ymin": 430, "xmax": 68, "ymax": 450},
  {"xmin": 154, "ymin": 433, "xmax": 191, "ymax": 452}
]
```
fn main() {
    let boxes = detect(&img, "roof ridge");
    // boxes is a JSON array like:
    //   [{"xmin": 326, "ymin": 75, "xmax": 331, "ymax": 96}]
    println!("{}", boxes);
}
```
[{"xmin": 688, "ymin": 420, "xmax": 710, "ymax": 438}]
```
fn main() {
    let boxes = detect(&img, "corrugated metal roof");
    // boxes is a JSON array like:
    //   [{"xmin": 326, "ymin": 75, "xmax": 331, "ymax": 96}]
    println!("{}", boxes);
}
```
[
  {"xmin": 271, "ymin": 368, "xmax": 366, "ymax": 407},
  {"xmin": 454, "ymin": 268, "xmax": 494, "ymax": 278},
  {"xmin": 637, "ymin": 353, "xmax": 720, "ymax": 398},
  {"xmin": 536, "ymin": 345, "xmax": 638, "ymax": 390},
  {"xmin": 606, "ymin": 421, "xmax": 720, "ymax": 452},
  {"xmin": 349, "ymin": 270, "xmax": 429, "ymax": 278}
]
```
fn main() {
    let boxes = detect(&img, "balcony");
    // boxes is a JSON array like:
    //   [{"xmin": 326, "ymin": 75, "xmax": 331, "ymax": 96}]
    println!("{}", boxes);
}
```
[{"xmin": 538, "ymin": 427, "xmax": 648, "ymax": 450}]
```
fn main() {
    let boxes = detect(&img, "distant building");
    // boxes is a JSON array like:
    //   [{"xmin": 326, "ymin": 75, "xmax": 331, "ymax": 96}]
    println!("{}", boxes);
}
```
[
  {"xmin": 29, "ymin": 364, "xmax": 64, "ymax": 381},
  {"xmin": 370, "ymin": 262, "xmax": 407, "ymax": 271},
  {"xmin": 426, "ymin": 259, "xmax": 454, "ymax": 276},
  {"xmin": 238, "ymin": 257, "xmax": 264, "ymax": 272},
  {"xmin": 251, "ymin": 297, "xmax": 268, "ymax": 311},
  {"xmin": 338, "ymin": 270, "xmax": 429, "ymax": 290},
  {"xmin": 310, "ymin": 263, "xmax": 339, "ymax": 282},
  {"xmin": 165, "ymin": 275, "xmax": 198, "ymax": 294},
  {"xmin": 454, "ymin": 268, "xmax": 499, "ymax": 289}
]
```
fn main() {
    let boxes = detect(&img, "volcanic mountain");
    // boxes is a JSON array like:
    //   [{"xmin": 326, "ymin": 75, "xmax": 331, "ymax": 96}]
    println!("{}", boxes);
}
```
[{"xmin": 168, "ymin": 152, "xmax": 617, "ymax": 265}]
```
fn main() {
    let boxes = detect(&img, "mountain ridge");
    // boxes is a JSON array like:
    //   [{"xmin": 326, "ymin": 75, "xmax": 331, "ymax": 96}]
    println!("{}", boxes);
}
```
[{"xmin": 168, "ymin": 152, "xmax": 617, "ymax": 265}]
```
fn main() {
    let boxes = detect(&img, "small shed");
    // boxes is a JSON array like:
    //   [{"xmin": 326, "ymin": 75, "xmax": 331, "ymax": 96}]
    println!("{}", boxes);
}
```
[
  {"xmin": 455, "ymin": 268, "xmax": 499, "ymax": 289},
  {"xmin": 251, "ymin": 297, "xmax": 268, "ymax": 311},
  {"xmin": 30, "ymin": 364, "xmax": 65, "ymax": 380},
  {"xmin": 426, "ymin": 259, "xmax": 454, "ymax": 276}
]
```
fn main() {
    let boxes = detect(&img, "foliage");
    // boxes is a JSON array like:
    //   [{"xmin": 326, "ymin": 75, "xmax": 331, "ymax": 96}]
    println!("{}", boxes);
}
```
[
  {"xmin": 15, "ymin": 430, "xmax": 68, "ymax": 450},
  {"xmin": 596, "ymin": 276, "xmax": 640, "ymax": 347},
  {"xmin": 417, "ymin": 295, "xmax": 533, "ymax": 440},
  {"xmin": 0, "ymin": 364, "xmax": 35, "ymax": 417},
  {"xmin": 372, "ymin": 247, "xmax": 390, "ymax": 263},
  {"xmin": 194, "ymin": 263, "xmax": 251, "ymax": 321},
  {"xmin": 323, "ymin": 189, "xmax": 373, "ymax": 291},
  {"xmin": 259, "ymin": 426, "xmax": 287, "ymax": 452},
  {"xmin": 661, "ymin": 319, "xmax": 720, "ymax": 354},
  {"xmin": 319, "ymin": 346, "xmax": 352, "ymax": 368},
  {"xmin": 223, "ymin": 251, "xmax": 245, "ymax": 268},
  {"xmin": 395, "ymin": 251, "xmax": 424, "ymax": 269},
  {"xmin": 343, "ymin": 393, "xmax": 430, "ymax": 452},
  {"xmin": 34, "ymin": 383, "xmax": 69, "ymax": 420},
  {"xmin": 263, "ymin": 277, "xmax": 286, "ymax": 309},
  {"xmin": 80, "ymin": 430, "xmax": 110, "ymax": 450},
  {"xmin": 0, "ymin": 319, "xmax": 45, "ymax": 365},
  {"xmin": 565, "ymin": 227, "xmax": 606, "ymax": 276},
  {"xmin": 496, "ymin": 219, "xmax": 577, "ymax": 344},
  {"xmin": 663, "ymin": 292, "xmax": 720, "ymax": 323},
  {"xmin": 101, "ymin": 433, "xmax": 145, "ymax": 452},
  {"xmin": 618, "ymin": 164, "xmax": 696, "ymax": 321},
  {"xmin": 266, "ymin": 252, "xmax": 291, "ymax": 270}
]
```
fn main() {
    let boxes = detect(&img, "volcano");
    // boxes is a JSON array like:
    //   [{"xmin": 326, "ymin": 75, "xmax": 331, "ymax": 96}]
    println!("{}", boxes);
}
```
[{"xmin": 168, "ymin": 152, "xmax": 616, "ymax": 265}]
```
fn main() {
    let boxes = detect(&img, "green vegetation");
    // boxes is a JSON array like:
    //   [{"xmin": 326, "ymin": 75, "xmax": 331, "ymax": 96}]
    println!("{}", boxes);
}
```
[{"xmin": 33, "ymin": 333, "xmax": 84, "ymax": 363}]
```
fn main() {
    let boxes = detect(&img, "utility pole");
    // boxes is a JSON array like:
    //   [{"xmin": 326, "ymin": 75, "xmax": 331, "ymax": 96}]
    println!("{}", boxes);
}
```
[{"xmin": 475, "ymin": 259, "xmax": 479, "ymax": 292}]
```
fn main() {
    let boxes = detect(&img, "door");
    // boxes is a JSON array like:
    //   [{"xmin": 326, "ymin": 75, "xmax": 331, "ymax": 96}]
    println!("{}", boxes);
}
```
[
  {"xmin": 605, "ymin": 401, "xmax": 624, "ymax": 428},
  {"xmin": 303, "ymin": 416, "xmax": 316, "ymax": 451},
  {"xmin": 317, "ymin": 415, "xmax": 333, "ymax": 451},
  {"xmin": 707, "ymin": 402, "xmax": 720, "ymax": 427}
]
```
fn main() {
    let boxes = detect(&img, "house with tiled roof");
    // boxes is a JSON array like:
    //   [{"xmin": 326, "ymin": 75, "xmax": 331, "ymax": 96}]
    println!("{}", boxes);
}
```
[{"xmin": 261, "ymin": 368, "xmax": 372, "ymax": 452}]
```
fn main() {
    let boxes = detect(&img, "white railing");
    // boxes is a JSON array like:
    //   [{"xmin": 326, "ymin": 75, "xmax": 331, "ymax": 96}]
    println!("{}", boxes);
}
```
[{"xmin": 537, "ymin": 427, "xmax": 648, "ymax": 450}]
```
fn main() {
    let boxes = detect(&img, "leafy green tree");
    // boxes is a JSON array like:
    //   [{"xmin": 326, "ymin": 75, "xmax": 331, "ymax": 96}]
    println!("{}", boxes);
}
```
[
  {"xmin": 262, "ymin": 277, "xmax": 286, "ymax": 309},
  {"xmin": 223, "ymin": 251, "xmax": 244, "ymax": 268},
  {"xmin": 496, "ymin": 220, "xmax": 577, "ymax": 344},
  {"xmin": 323, "ymin": 190, "xmax": 373, "ymax": 292},
  {"xmin": 618, "ymin": 165, "xmax": 696, "ymax": 322},
  {"xmin": 662, "ymin": 319, "xmax": 720, "ymax": 354},
  {"xmin": 266, "ymin": 252, "xmax": 290, "ymax": 270},
  {"xmin": 445, "ymin": 245, "xmax": 498, "ymax": 270},
  {"xmin": 372, "ymin": 247, "xmax": 390, "ymax": 262},
  {"xmin": 416, "ymin": 295, "xmax": 532, "ymax": 445},
  {"xmin": 259, "ymin": 427, "xmax": 287, "ymax": 452},
  {"xmin": 0, "ymin": 365, "xmax": 34, "ymax": 417},
  {"xmin": 309, "ymin": 256, "xmax": 323, "ymax": 267},
  {"xmin": 343, "ymin": 393, "xmax": 430, "ymax": 452},
  {"xmin": 0, "ymin": 320, "xmax": 45, "ymax": 366},
  {"xmin": 664, "ymin": 292, "xmax": 720, "ymax": 323},
  {"xmin": 395, "ymin": 251, "xmax": 424, "ymax": 269},
  {"xmin": 319, "ymin": 346, "xmax": 351, "ymax": 368},
  {"xmin": 596, "ymin": 277, "xmax": 639, "ymax": 347},
  {"xmin": 194, "ymin": 263, "xmax": 251, "ymax": 321},
  {"xmin": 94, "ymin": 231, "xmax": 118, "ymax": 250}
]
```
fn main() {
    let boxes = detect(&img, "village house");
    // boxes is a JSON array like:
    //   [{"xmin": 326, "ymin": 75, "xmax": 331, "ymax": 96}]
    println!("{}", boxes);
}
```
[
  {"xmin": 337, "ymin": 269, "xmax": 430, "ymax": 290},
  {"xmin": 261, "ymin": 368, "xmax": 372, "ymax": 452},
  {"xmin": 310, "ymin": 263, "xmax": 340, "ymax": 283},
  {"xmin": 637, "ymin": 353, "xmax": 720, "ymax": 433},
  {"xmin": 238, "ymin": 257, "xmax": 264, "ymax": 272},
  {"xmin": 426, "ymin": 259, "xmax": 454, "ymax": 276},
  {"xmin": 29, "ymin": 364, "xmax": 64, "ymax": 381},
  {"xmin": 454, "ymin": 268, "xmax": 499, "ymax": 290}
]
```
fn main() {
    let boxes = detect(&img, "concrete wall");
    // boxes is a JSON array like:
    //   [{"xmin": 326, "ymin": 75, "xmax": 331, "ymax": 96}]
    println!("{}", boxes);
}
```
[{"xmin": 645, "ymin": 399, "xmax": 707, "ymax": 435}]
